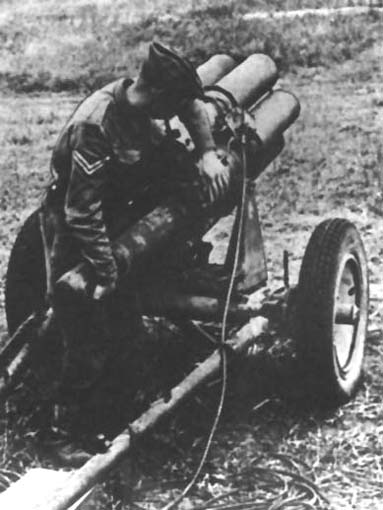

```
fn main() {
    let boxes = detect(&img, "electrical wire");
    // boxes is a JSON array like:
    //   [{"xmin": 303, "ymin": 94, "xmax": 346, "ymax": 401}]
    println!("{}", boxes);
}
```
[{"xmin": 160, "ymin": 112, "xmax": 250, "ymax": 510}]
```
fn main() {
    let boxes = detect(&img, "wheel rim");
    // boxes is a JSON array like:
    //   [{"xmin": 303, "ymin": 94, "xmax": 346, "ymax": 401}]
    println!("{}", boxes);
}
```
[{"xmin": 333, "ymin": 254, "xmax": 363, "ymax": 378}]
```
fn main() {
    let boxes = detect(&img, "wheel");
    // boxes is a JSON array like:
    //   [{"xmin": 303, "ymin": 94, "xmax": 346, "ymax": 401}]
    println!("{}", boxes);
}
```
[
  {"xmin": 296, "ymin": 218, "xmax": 368, "ymax": 404},
  {"xmin": 5, "ymin": 209, "xmax": 46, "ymax": 335},
  {"xmin": 4, "ymin": 209, "xmax": 140, "ymax": 396},
  {"xmin": 4, "ymin": 209, "xmax": 63, "ymax": 402}
]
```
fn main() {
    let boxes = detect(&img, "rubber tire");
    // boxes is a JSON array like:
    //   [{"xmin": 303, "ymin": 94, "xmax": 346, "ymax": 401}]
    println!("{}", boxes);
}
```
[
  {"xmin": 296, "ymin": 218, "xmax": 368, "ymax": 404},
  {"xmin": 5, "ymin": 209, "xmax": 46, "ymax": 335}
]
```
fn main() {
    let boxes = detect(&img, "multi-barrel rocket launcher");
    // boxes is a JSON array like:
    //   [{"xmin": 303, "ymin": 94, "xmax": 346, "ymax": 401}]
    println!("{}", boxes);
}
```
[{"xmin": 0, "ymin": 54, "xmax": 369, "ymax": 509}]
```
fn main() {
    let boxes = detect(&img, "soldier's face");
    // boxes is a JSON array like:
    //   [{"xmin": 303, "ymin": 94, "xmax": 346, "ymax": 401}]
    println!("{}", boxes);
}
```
[
  {"xmin": 135, "ymin": 74, "xmax": 179, "ymax": 119},
  {"xmin": 148, "ymin": 88, "xmax": 177, "ymax": 119}
]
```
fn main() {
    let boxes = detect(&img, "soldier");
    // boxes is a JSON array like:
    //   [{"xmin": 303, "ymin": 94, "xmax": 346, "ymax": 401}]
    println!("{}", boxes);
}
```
[
  {"xmin": 42, "ymin": 42, "xmax": 230, "ymax": 463},
  {"xmin": 49, "ymin": 41, "xmax": 229, "ymax": 301}
]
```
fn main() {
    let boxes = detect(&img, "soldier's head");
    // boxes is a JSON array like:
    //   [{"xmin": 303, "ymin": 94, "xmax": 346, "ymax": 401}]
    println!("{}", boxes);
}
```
[{"xmin": 128, "ymin": 42, "xmax": 204, "ymax": 118}]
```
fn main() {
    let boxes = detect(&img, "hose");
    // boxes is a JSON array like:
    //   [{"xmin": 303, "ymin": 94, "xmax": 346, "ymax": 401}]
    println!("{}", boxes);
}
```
[{"xmin": 161, "ymin": 110, "xmax": 250, "ymax": 510}]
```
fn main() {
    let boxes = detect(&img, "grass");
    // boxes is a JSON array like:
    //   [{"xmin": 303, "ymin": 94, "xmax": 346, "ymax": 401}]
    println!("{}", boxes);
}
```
[{"xmin": 0, "ymin": 2, "xmax": 381, "ymax": 92}]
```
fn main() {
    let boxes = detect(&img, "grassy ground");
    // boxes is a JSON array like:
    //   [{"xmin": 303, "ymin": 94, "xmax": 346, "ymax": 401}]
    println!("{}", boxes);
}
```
[
  {"xmin": 0, "ymin": 1, "xmax": 382, "ymax": 92},
  {"xmin": 0, "ymin": 2, "xmax": 383, "ymax": 509}
]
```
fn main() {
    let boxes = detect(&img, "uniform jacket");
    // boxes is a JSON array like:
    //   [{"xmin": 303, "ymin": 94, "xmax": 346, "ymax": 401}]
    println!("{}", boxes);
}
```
[{"xmin": 50, "ymin": 78, "xmax": 167, "ymax": 285}]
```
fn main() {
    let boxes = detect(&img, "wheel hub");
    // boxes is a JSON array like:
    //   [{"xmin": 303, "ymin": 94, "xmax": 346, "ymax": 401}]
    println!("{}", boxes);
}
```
[{"xmin": 333, "ymin": 255, "xmax": 361, "ymax": 376}]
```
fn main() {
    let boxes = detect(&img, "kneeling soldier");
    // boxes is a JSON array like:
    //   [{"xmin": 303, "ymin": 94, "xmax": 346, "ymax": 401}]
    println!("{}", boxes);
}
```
[{"xmin": 42, "ymin": 42, "xmax": 230, "ymax": 463}]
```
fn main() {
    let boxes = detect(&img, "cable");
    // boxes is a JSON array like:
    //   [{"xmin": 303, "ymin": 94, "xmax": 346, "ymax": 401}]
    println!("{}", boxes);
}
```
[{"xmin": 161, "ymin": 110, "xmax": 250, "ymax": 510}]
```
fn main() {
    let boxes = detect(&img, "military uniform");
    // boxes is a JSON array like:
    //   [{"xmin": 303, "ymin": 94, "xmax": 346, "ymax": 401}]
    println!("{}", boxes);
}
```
[{"xmin": 49, "ymin": 77, "xmax": 180, "ymax": 286}]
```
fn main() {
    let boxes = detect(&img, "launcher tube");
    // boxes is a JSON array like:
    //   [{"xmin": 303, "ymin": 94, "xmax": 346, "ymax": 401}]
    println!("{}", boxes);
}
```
[
  {"xmin": 197, "ymin": 54, "xmax": 236, "ymax": 86},
  {"xmin": 250, "ymin": 90, "xmax": 301, "ymax": 147},
  {"xmin": 217, "ymin": 54, "xmax": 278, "ymax": 108}
]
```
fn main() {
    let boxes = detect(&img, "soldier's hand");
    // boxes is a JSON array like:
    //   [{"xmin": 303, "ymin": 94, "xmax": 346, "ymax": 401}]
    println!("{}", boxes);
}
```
[
  {"xmin": 200, "ymin": 149, "xmax": 230, "ymax": 204},
  {"xmin": 93, "ymin": 280, "xmax": 116, "ymax": 300}
]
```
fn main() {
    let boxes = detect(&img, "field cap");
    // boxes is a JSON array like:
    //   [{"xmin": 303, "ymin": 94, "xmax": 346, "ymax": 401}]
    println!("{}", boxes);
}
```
[{"xmin": 141, "ymin": 42, "xmax": 204, "ymax": 100}]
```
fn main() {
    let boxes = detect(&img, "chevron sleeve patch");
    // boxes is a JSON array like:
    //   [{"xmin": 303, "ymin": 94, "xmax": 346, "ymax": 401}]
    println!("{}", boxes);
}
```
[{"xmin": 73, "ymin": 150, "xmax": 110, "ymax": 176}]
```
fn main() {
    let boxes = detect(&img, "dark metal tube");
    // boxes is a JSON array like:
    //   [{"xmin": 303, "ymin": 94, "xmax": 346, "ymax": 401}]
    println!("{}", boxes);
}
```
[
  {"xmin": 112, "ymin": 202, "xmax": 203, "ymax": 275},
  {"xmin": 140, "ymin": 292, "xmax": 258, "ymax": 322}
]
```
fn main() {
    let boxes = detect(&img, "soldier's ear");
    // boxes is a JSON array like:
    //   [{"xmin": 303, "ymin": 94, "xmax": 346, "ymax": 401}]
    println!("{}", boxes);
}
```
[{"xmin": 126, "ymin": 77, "xmax": 152, "ymax": 109}]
